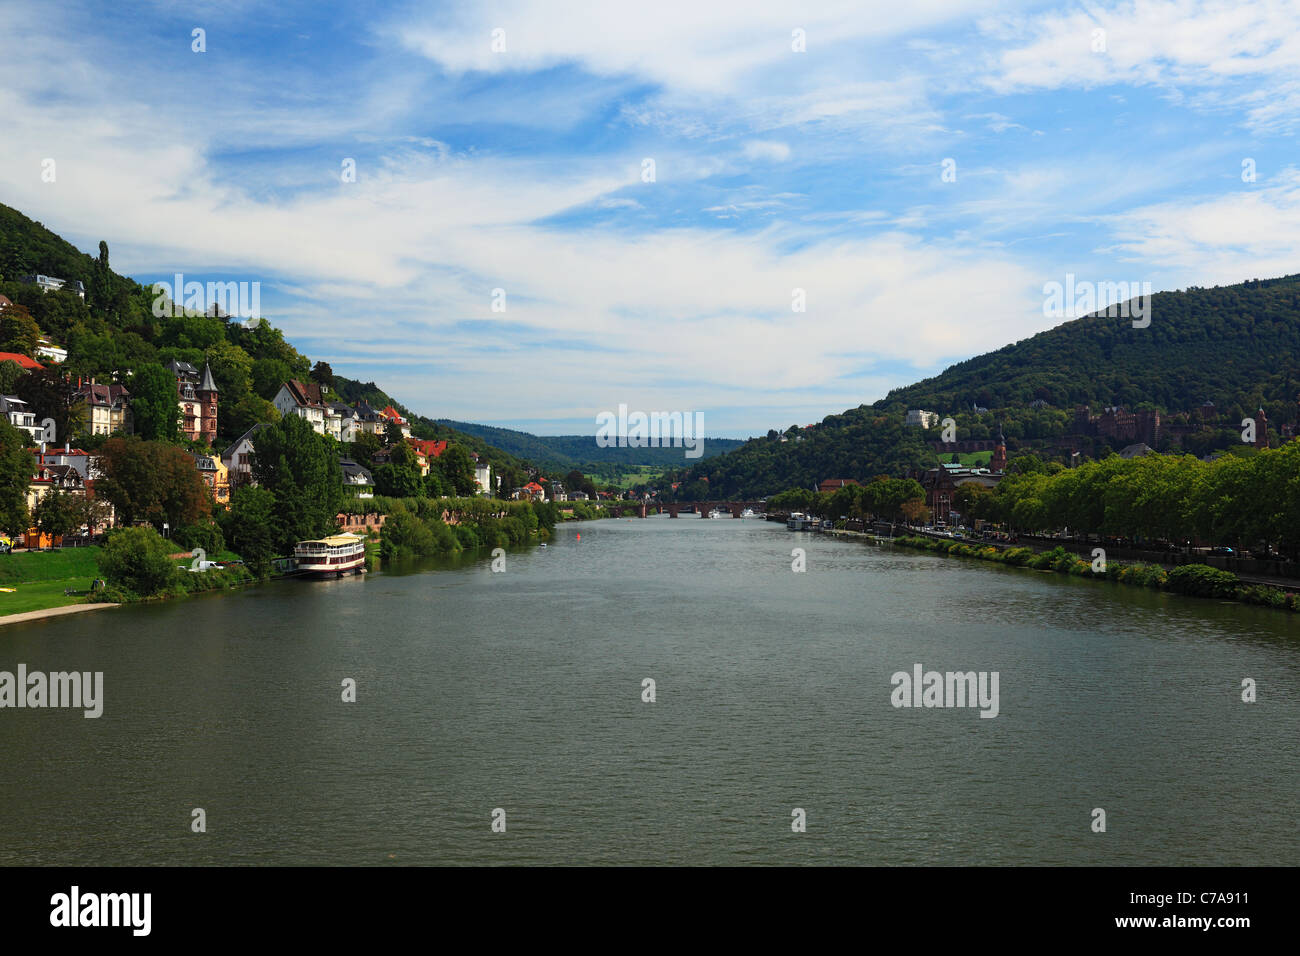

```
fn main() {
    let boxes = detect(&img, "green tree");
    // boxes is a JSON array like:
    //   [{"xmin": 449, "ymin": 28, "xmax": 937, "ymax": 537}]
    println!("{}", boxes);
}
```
[
  {"xmin": 436, "ymin": 444, "xmax": 478, "ymax": 496},
  {"xmin": 348, "ymin": 431, "xmax": 383, "ymax": 469},
  {"xmin": 0, "ymin": 358, "xmax": 24, "ymax": 394},
  {"xmin": 222, "ymin": 486, "xmax": 278, "ymax": 577},
  {"xmin": 96, "ymin": 526, "xmax": 177, "ymax": 597},
  {"xmin": 34, "ymin": 490, "xmax": 80, "ymax": 544},
  {"xmin": 128, "ymin": 363, "xmax": 180, "ymax": 442},
  {"xmin": 0, "ymin": 419, "xmax": 32, "ymax": 538},
  {"xmin": 15, "ymin": 366, "xmax": 81, "ymax": 443},
  {"xmin": 0, "ymin": 301, "xmax": 40, "ymax": 354},
  {"xmin": 310, "ymin": 361, "xmax": 335, "ymax": 391},
  {"xmin": 374, "ymin": 462, "xmax": 423, "ymax": 498},
  {"xmin": 250, "ymin": 414, "xmax": 343, "ymax": 553}
]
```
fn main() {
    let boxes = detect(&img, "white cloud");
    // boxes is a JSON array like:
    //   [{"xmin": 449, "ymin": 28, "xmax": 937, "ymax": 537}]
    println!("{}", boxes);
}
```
[{"xmin": 742, "ymin": 140, "xmax": 791, "ymax": 162}]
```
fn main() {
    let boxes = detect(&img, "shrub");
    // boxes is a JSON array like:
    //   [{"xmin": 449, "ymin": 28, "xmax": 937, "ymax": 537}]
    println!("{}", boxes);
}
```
[
  {"xmin": 1165, "ymin": 563, "xmax": 1240, "ymax": 599},
  {"xmin": 173, "ymin": 521, "xmax": 225, "ymax": 556},
  {"xmin": 1002, "ymin": 547, "xmax": 1035, "ymax": 567},
  {"xmin": 96, "ymin": 526, "xmax": 178, "ymax": 598}
]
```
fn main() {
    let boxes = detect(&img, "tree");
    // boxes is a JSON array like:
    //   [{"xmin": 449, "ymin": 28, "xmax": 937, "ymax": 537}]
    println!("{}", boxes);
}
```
[
  {"xmin": 0, "ymin": 301, "xmax": 40, "ymax": 355},
  {"xmin": 94, "ymin": 436, "xmax": 211, "ymax": 530},
  {"xmin": 34, "ymin": 490, "xmax": 80, "ymax": 545},
  {"xmin": 374, "ymin": 462, "xmax": 423, "ymax": 498},
  {"xmin": 383, "ymin": 420, "xmax": 405, "ymax": 446},
  {"xmin": 310, "ymin": 361, "xmax": 335, "ymax": 391},
  {"xmin": 250, "ymin": 414, "xmax": 343, "ymax": 553},
  {"xmin": 128, "ymin": 363, "xmax": 180, "ymax": 442},
  {"xmin": 0, "ymin": 358, "xmax": 24, "ymax": 394},
  {"xmin": 0, "ymin": 419, "xmax": 31, "ymax": 538},
  {"xmin": 349, "ymin": 431, "xmax": 383, "ymax": 469},
  {"xmin": 96, "ymin": 526, "xmax": 177, "ymax": 597},
  {"xmin": 15, "ymin": 366, "xmax": 81, "ymax": 443},
  {"xmin": 222, "ymin": 486, "xmax": 277, "ymax": 576},
  {"xmin": 436, "ymin": 444, "xmax": 478, "ymax": 496}
]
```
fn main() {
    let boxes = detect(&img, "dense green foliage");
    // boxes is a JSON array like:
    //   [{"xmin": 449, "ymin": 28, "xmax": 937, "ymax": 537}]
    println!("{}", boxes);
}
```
[
  {"xmin": 0, "ymin": 419, "xmax": 32, "ymax": 537},
  {"xmin": 976, "ymin": 443, "xmax": 1300, "ymax": 555},
  {"xmin": 886, "ymin": 275, "xmax": 1300, "ymax": 415},
  {"xmin": 249, "ymin": 415, "xmax": 343, "ymax": 554},
  {"xmin": 374, "ymin": 496, "xmax": 556, "ymax": 560},
  {"xmin": 219, "ymin": 487, "xmax": 277, "ymax": 576},
  {"xmin": 892, "ymin": 535, "xmax": 1297, "ymax": 611},
  {"xmin": 93, "ymin": 436, "xmax": 211, "ymax": 530},
  {"xmin": 95, "ymin": 526, "xmax": 177, "ymax": 597}
]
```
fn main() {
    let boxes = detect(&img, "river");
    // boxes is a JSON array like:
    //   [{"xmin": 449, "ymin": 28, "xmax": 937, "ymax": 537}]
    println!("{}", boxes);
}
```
[{"xmin": 2, "ymin": 517, "xmax": 1297, "ymax": 865}]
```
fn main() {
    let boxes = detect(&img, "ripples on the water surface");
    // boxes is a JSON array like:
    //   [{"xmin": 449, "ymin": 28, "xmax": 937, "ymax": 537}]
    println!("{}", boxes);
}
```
[{"xmin": 0, "ymin": 517, "xmax": 1296, "ymax": 865}]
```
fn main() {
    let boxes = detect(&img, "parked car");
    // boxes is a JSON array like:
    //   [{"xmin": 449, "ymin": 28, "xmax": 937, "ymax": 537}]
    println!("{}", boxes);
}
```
[{"xmin": 1210, "ymin": 546, "xmax": 1234, "ymax": 556}]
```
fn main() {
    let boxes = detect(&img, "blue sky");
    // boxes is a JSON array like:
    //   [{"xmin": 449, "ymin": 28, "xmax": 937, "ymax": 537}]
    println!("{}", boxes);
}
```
[{"xmin": 2, "ymin": 0, "xmax": 1298, "ymax": 437}]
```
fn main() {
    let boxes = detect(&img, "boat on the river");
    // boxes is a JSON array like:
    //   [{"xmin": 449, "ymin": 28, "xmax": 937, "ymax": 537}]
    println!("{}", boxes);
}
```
[
  {"xmin": 787, "ymin": 512, "xmax": 814, "ymax": 530},
  {"xmin": 293, "ymin": 534, "xmax": 367, "ymax": 577}
]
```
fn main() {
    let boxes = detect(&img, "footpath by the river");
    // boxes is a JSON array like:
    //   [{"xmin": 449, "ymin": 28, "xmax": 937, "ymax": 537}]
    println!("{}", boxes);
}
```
[{"xmin": 0, "ymin": 603, "xmax": 120, "ymax": 628}]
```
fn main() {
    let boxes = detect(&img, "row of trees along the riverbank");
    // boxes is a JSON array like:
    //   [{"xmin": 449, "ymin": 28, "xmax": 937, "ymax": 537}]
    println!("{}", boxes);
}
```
[{"xmin": 957, "ymin": 444, "xmax": 1300, "ymax": 555}]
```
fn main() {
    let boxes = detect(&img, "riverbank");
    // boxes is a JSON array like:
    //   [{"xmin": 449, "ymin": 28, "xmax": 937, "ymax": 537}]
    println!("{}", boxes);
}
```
[
  {"xmin": 0, "ymin": 547, "xmax": 101, "ymax": 617},
  {"xmin": 891, "ymin": 534, "xmax": 1298, "ymax": 612},
  {"xmin": 0, "ymin": 602, "xmax": 121, "ymax": 628}
]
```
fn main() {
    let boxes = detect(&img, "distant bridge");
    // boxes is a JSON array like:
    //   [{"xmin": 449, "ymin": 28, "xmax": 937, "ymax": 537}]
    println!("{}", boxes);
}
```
[{"xmin": 588, "ymin": 500, "xmax": 766, "ymax": 518}]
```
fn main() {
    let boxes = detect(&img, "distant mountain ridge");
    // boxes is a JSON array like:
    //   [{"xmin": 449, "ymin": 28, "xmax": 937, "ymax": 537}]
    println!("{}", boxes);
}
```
[{"xmin": 436, "ymin": 419, "xmax": 745, "ymax": 467}]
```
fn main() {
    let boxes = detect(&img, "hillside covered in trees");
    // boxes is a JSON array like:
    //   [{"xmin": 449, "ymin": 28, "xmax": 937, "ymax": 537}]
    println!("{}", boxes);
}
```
[
  {"xmin": 0, "ymin": 201, "xmax": 531, "ymax": 481},
  {"xmin": 436, "ymin": 419, "xmax": 744, "ymax": 469},
  {"xmin": 662, "ymin": 273, "xmax": 1300, "ymax": 498}
]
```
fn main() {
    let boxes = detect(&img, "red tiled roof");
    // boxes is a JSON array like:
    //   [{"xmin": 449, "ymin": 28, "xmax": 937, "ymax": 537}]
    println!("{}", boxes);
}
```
[
  {"xmin": 284, "ymin": 379, "xmax": 325, "ymax": 408},
  {"xmin": 0, "ymin": 352, "xmax": 42, "ymax": 370},
  {"xmin": 407, "ymin": 438, "xmax": 447, "ymax": 458}
]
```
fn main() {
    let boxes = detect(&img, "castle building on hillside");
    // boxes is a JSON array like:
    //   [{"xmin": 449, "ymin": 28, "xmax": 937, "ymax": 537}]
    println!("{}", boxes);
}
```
[
  {"xmin": 165, "ymin": 359, "xmax": 218, "ymax": 445},
  {"xmin": 1073, "ymin": 404, "xmax": 1161, "ymax": 447}
]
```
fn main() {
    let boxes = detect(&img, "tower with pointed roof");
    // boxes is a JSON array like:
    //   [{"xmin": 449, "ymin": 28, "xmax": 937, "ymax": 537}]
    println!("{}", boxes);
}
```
[
  {"xmin": 166, "ymin": 358, "xmax": 219, "ymax": 445},
  {"xmin": 197, "ymin": 362, "xmax": 218, "ymax": 445},
  {"xmin": 1254, "ymin": 406, "xmax": 1268, "ymax": 450},
  {"xmin": 990, "ymin": 424, "xmax": 1007, "ymax": 473}
]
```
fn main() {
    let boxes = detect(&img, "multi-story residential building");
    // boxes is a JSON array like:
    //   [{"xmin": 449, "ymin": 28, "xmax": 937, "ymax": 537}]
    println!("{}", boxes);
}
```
[
  {"xmin": 380, "ymin": 405, "xmax": 412, "ymax": 438},
  {"xmin": 0, "ymin": 394, "xmax": 42, "ymax": 440},
  {"xmin": 329, "ymin": 403, "xmax": 359, "ymax": 443},
  {"xmin": 34, "ymin": 445, "xmax": 96, "ymax": 480},
  {"xmin": 21, "ymin": 274, "xmax": 85, "ymax": 300},
  {"xmin": 75, "ymin": 381, "xmax": 131, "ymax": 436},
  {"xmin": 905, "ymin": 409, "xmax": 940, "ymax": 429},
  {"xmin": 222, "ymin": 423, "xmax": 270, "ymax": 488},
  {"xmin": 164, "ymin": 359, "xmax": 218, "ymax": 445},
  {"xmin": 474, "ymin": 461, "xmax": 492, "ymax": 496},
  {"xmin": 340, "ymin": 458, "xmax": 374, "ymax": 497},
  {"xmin": 190, "ymin": 453, "xmax": 231, "ymax": 505},
  {"xmin": 272, "ymin": 380, "xmax": 328, "ymax": 435}
]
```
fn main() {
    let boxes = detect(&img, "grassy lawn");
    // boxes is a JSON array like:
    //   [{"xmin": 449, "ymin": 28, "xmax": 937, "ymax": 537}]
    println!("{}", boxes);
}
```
[
  {"xmin": 585, "ymin": 465, "xmax": 660, "ymax": 490},
  {"xmin": 938, "ymin": 451, "xmax": 993, "ymax": 467},
  {"xmin": 0, "ymin": 547, "xmax": 102, "ymax": 617}
]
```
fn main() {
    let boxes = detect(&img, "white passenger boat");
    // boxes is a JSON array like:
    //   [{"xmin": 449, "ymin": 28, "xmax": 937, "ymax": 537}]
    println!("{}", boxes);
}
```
[{"xmin": 294, "ymin": 534, "xmax": 367, "ymax": 577}]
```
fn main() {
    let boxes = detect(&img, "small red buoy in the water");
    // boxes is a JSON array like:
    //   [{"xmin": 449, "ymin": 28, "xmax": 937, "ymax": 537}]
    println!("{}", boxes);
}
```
[{"xmin": 576, "ymin": 533, "xmax": 581, "ymax": 541}]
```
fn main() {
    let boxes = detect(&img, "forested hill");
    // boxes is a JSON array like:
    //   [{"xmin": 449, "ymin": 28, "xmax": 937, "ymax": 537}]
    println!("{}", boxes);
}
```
[
  {"xmin": 0, "ymin": 201, "xmax": 530, "ymax": 475},
  {"xmin": 437, "ymin": 419, "xmax": 745, "ymax": 468},
  {"xmin": 666, "ymin": 273, "xmax": 1300, "ymax": 498},
  {"xmin": 881, "ymin": 275, "xmax": 1300, "ymax": 414}
]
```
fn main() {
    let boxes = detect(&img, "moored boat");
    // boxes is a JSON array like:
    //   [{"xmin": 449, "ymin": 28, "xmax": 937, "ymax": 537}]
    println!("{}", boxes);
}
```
[{"xmin": 294, "ymin": 534, "xmax": 367, "ymax": 577}]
